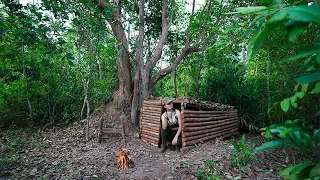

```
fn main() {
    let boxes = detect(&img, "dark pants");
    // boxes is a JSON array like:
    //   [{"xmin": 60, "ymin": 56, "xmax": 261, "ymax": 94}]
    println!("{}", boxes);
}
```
[{"xmin": 161, "ymin": 128, "xmax": 182, "ymax": 148}]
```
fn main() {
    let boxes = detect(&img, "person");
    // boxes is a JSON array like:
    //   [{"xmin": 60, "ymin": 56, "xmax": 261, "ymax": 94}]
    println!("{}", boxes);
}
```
[{"xmin": 160, "ymin": 97, "xmax": 182, "ymax": 153}]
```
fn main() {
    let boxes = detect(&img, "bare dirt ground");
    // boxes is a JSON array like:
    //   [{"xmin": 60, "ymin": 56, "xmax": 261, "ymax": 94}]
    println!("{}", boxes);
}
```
[{"xmin": 0, "ymin": 103, "xmax": 284, "ymax": 180}]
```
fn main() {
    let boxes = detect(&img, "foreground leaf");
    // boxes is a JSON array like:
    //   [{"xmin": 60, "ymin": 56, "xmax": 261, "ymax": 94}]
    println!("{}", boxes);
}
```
[{"xmin": 255, "ymin": 140, "xmax": 282, "ymax": 153}]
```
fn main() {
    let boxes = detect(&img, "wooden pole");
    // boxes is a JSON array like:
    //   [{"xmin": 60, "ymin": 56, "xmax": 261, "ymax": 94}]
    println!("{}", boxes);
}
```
[
  {"xmin": 181, "ymin": 112, "xmax": 237, "ymax": 118},
  {"xmin": 182, "ymin": 123, "xmax": 238, "ymax": 137},
  {"xmin": 182, "ymin": 110, "xmax": 237, "ymax": 114},
  {"xmin": 183, "ymin": 126, "xmax": 237, "ymax": 142},
  {"xmin": 182, "ymin": 118, "xmax": 238, "ymax": 131},
  {"xmin": 182, "ymin": 116, "xmax": 238, "ymax": 124},
  {"xmin": 183, "ymin": 128, "xmax": 238, "ymax": 146}
]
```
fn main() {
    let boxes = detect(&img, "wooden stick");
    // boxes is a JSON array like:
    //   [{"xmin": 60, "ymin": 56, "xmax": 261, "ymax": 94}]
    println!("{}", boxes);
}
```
[
  {"xmin": 181, "ymin": 112, "xmax": 237, "ymax": 118},
  {"xmin": 182, "ymin": 115, "xmax": 238, "ymax": 123},
  {"xmin": 183, "ymin": 128, "xmax": 238, "ymax": 146},
  {"xmin": 183, "ymin": 127, "xmax": 237, "ymax": 142},
  {"xmin": 182, "ymin": 118, "xmax": 238, "ymax": 131},
  {"xmin": 182, "ymin": 110, "xmax": 237, "ymax": 114}
]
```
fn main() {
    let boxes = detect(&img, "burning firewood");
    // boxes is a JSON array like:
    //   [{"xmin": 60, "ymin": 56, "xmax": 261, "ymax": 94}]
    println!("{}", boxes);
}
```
[{"xmin": 117, "ymin": 148, "xmax": 134, "ymax": 170}]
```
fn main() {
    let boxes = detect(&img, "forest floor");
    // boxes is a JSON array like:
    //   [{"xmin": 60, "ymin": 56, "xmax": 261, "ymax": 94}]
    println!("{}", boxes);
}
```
[{"xmin": 0, "ymin": 103, "xmax": 286, "ymax": 180}]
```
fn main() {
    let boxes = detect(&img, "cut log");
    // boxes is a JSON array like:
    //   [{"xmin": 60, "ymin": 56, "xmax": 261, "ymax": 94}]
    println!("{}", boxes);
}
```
[
  {"xmin": 183, "ymin": 128, "xmax": 238, "ymax": 146},
  {"xmin": 142, "ymin": 113, "xmax": 161, "ymax": 118},
  {"xmin": 182, "ymin": 118, "xmax": 238, "ymax": 131},
  {"xmin": 142, "ymin": 106, "xmax": 162, "ymax": 111},
  {"xmin": 141, "ymin": 127, "xmax": 160, "ymax": 133},
  {"xmin": 181, "ymin": 112, "xmax": 237, "ymax": 118},
  {"xmin": 141, "ymin": 111, "xmax": 162, "ymax": 116},
  {"xmin": 182, "ymin": 117, "xmax": 238, "ymax": 127},
  {"xmin": 183, "ymin": 126, "xmax": 237, "ymax": 142},
  {"xmin": 182, "ymin": 115, "xmax": 238, "ymax": 124},
  {"xmin": 141, "ymin": 129, "xmax": 159, "ymax": 136},
  {"xmin": 182, "ymin": 123, "xmax": 238, "ymax": 137},
  {"xmin": 141, "ymin": 122, "xmax": 160, "ymax": 129},
  {"xmin": 143, "ymin": 101, "xmax": 162, "ymax": 106},
  {"xmin": 141, "ymin": 117, "xmax": 160, "ymax": 123},
  {"xmin": 142, "ymin": 116, "xmax": 160, "ymax": 123},
  {"xmin": 182, "ymin": 110, "xmax": 237, "ymax": 114}
]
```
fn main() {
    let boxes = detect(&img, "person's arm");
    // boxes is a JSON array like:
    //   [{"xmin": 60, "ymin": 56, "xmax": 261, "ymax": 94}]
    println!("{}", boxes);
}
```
[
  {"xmin": 172, "ymin": 109, "xmax": 182, "ymax": 145},
  {"xmin": 161, "ymin": 112, "xmax": 168, "ymax": 130}
]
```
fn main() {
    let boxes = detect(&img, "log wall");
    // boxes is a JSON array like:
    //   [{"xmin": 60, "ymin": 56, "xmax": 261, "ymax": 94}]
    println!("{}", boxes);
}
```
[{"xmin": 140, "ymin": 98, "xmax": 239, "ymax": 151}]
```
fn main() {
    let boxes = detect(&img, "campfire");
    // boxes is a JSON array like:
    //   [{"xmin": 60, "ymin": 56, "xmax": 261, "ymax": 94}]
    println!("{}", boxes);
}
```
[{"xmin": 117, "ymin": 148, "xmax": 134, "ymax": 170}]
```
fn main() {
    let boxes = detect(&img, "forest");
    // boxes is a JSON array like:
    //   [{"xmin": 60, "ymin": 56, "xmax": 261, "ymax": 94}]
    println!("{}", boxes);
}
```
[{"xmin": 0, "ymin": 0, "xmax": 319, "ymax": 179}]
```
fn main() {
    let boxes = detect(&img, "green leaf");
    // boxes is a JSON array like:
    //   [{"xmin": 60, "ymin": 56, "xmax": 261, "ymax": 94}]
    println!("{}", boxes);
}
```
[
  {"xmin": 313, "ymin": 129, "xmax": 320, "ymax": 138},
  {"xmin": 307, "ymin": 65, "xmax": 315, "ymax": 71},
  {"xmin": 240, "ymin": 135, "xmax": 245, "ymax": 146},
  {"xmin": 287, "ymin": 6, "xmax": 320, "ymax": 23},
  {"xmin": 290, "ymin": 96, "xmax": 298, "ymax": 108},
  {"xmin": 232, "ymin": 141, "xmax": 240, "ymax": 151},
  {"xmin": 281, "ymin": 98, "xmax": 290, "ymax": 112},
  {"xmin": 304, "ymin": 57, "xmax": 313, "ymax": 65},
  {"xmin": 316, "ymin": 54, "xmax": 320, "ymax": 65},
  {"xmin": 255, "ymin": 140, "xmax": 282, "ymax": 153},
  {"xmin": 310, "ymin": 82, "xmax": 320, "ymax": 94},
  {"xmin": 280, "ymin": 166, "xmax": 298, "ymax": 179},
  {"xmin": 309, "ymin": 163, "xmax": 320, "ymax": 178},
  {"xmin": 295, "ymin": 72, "xmax": 320, "ymax": 84},
  {"xmin": 285, "ymin": 21, "xmax": 308, "ymax": 42},
  {"xmin": 289, "ymin": 162, "xmax": 313, "ymax": 175},
  {"xmin": 295, "ymin": 92, "xmax": 305, "ymax": 98},
  {"xmin": 236, "ymin": 6, "xmax": 268, "ymax": 14},
  {"xmin": 301, "ymin": 83, "xmax": 309, "ymax": 93},
  {"xmin": 283, "ymin": 44, "xmax": 320, "ymax": 62}
]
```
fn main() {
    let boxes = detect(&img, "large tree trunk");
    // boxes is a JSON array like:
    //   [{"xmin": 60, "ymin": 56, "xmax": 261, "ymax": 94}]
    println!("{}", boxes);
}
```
[{"xmin": 109, "ymin": 1, "xmax": 133, "ymax": 109}]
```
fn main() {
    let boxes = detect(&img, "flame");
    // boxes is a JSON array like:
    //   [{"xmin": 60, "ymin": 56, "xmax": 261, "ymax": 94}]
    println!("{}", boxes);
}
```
[{"xmin": 117, "ymin": 148, "xmax": 133, "ymax": 170}]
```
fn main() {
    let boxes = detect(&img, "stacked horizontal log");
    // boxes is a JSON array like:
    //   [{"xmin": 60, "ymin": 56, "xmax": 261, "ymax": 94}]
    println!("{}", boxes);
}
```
[
  {"xmin": 140, "ymin": 100, "xmax": 162, "ymax": 146},
  {"xmin": 180, "ymin": 109, "xmax": 239, "ymax": 152}
]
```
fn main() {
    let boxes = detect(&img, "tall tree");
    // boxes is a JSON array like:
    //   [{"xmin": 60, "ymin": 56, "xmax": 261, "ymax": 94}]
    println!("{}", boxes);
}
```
[{"xmin": 96, "ymin": 0, "xmax": 222, "ymax": 125}]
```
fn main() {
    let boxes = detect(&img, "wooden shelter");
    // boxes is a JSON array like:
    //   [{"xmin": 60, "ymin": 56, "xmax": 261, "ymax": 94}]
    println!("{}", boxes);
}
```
[{"xmin": 140, "ymin": 98, "xmax": 239, "ymax": 152}]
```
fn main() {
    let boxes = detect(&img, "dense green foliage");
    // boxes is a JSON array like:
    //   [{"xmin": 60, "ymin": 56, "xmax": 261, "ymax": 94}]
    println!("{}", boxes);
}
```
[{"xmin": 0, "ymin": 0, "xmax": 118, "ymax": 128}]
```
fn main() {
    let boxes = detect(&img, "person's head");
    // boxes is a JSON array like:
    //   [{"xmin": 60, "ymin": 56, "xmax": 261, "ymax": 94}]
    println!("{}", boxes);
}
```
[{"xmin": 162, "ymin": 97, "xmax": 175, "ymax": 110}]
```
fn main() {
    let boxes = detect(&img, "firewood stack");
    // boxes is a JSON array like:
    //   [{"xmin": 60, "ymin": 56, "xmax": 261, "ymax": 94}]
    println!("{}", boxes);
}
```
[{"xmin": 140, "ymin": 98, "xmax": 239, "ymax": 151}]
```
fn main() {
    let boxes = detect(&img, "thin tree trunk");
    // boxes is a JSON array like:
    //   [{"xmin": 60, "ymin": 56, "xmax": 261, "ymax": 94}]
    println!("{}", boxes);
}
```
[
  {"xmin": 267, "ymin": 49, "xmax": 271, "ymax": 126},
  {"xmin": 184, "ymin": 66, "xmax": 187, "ymax": 97},
  {"xmin": 23, "ymin": 61, "xmax": 33, "ymax": 123},
  {"xmin": 173, "ymin": 51, "xmax": 178, "ymax": 97},
  {"xmin": 196, "ymin": 61, "xmax": 203, "ymax": 98}
]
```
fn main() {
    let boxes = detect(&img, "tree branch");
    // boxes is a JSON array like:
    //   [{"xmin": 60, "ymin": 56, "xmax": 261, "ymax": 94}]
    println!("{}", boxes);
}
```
[
  {"xmin": 150, "ymin": 45, "xmax": 200, "ymax": 87},
  {"xmin": 144, "ymin": 0, "xmax": 171, "ymax": 73}
]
